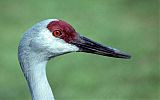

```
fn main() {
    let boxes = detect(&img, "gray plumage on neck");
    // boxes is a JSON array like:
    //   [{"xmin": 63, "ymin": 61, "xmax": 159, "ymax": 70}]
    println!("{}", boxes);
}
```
[
  {"xmin": 18, "ymin": 19, "xmax": 56, "ymax": 100},
  {"xmin": 18, "ymin": 19, "xmax": 79, "ymax": 100}
]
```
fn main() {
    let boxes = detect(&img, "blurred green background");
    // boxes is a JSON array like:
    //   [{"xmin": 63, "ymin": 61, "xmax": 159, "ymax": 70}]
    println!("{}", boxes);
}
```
[{"xmin": 0, "ymin": 0, "xmax": 159, "ymax": 100}]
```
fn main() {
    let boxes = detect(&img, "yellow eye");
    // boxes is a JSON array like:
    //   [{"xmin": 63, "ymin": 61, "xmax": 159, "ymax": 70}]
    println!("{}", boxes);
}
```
[{"xmin": 53, "ymin": 30, "xmax": 62, "ymax": 37}]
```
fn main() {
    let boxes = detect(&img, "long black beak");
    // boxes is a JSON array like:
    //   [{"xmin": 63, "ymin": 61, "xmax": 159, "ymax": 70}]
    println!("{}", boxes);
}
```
[{"xmin": 72, "ymin": 36, "xmax": 131, "ymax": 59}]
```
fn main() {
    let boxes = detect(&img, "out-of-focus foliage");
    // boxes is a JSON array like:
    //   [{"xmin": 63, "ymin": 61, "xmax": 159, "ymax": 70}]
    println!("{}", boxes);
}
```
[{"xmin": 0, "ymin": 0, "xmax": 159, "ymax": 100}]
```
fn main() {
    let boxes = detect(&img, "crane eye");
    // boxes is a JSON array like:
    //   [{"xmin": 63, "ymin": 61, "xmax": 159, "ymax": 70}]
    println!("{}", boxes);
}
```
[{"xmin": 53, "ymin": 30, "xmax": 62, "ymax": 37}]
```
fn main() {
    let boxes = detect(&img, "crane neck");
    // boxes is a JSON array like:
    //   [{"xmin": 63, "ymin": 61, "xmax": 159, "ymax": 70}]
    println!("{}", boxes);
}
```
[{"xmin": 19, "ymin": 54, "xmax": 55, "ymax": 100}]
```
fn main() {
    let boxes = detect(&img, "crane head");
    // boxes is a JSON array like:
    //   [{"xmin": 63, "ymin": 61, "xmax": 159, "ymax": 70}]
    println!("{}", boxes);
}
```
[
  {"xmin": 47, "ymin": 19, "xmax": 130, "ymax": 59},
  {"xmin": 19, "ymin": 19, "xmax": 130, "ymax": 60}
]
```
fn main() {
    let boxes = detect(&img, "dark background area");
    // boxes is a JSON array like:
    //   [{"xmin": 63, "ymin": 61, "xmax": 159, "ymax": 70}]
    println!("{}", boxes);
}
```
[{"xmin": 0, "ymin": 0, "xmax": 159, "ymax": 100}]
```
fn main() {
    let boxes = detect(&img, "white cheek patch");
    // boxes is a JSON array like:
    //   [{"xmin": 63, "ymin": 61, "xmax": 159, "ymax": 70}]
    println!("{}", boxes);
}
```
[
  {"xmin": 38, "ymin": 27, "xmax": 79, "ymax": 54},
  {"xmin": 51, "ymin": 39, "xmax": 79, "ymax": 53}
]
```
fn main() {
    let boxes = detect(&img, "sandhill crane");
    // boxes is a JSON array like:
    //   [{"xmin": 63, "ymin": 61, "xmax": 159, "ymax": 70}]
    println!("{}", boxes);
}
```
[{"xmin": 18, "ymin": 19, "xmax": 130, "ymax": 100}]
